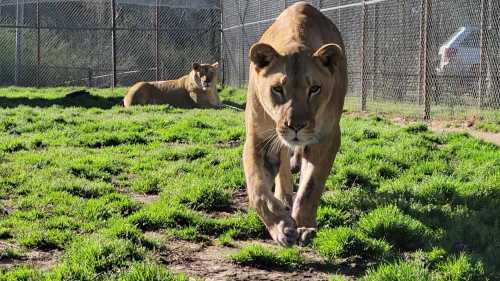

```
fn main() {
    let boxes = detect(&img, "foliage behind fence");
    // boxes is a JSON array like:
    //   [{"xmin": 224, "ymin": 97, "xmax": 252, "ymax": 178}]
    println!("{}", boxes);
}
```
[
  {"xmin": 0, "ymin": 0, "xmax": 220, "ymax": 87},
  {"xmin": 221, "ymin": 0, "xmax": 500, "ymax": 119}
]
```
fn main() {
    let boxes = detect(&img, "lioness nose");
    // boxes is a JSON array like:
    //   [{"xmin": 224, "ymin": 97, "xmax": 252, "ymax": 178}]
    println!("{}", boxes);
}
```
[{"xmin": 285, "ymin": 121, "xmax": 307, "ymax": 132}]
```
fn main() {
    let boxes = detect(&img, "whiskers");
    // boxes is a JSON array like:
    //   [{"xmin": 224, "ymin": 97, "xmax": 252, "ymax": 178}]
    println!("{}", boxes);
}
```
[
  {"xmin": 258, "ymin": 128, "xmax": 284, "ymax": 155},
  {"xmin": 298, "ymin": 131, "xmax": 320, "ymax": 146}
]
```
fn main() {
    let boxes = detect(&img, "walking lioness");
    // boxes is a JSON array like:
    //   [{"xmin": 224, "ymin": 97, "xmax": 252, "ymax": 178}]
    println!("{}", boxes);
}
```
[
  {"xmin": 123, "ymin": 62, "xmax": 220, "ymax": 108},
  {"xmin": 243, "ymin": 2, "xmax": 347, "ymax": 246}
]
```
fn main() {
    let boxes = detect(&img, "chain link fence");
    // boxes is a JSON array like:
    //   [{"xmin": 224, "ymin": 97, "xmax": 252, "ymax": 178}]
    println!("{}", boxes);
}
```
[
  {"xmin": 221, "ymin": 0, "xmax": 500, "ymax": 120},
  {"xmin": 1, "ymin": 0, "xmax": 498, "ymax": 120},
  {"xmin": 0, "ymin": 0, "xmax": 221, "ymax": 87}
]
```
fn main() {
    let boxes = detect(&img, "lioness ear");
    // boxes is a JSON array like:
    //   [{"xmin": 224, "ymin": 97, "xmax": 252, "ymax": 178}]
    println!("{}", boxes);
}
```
[
  {"xmin": 192, "ymin": 63, "xmax": 201, "ymax": 71},
  {"xmin": 212, "ymin": 62, "xmax": 219, "ymax": 68},
  {"xmin": 249, "ymin": 43, "xmax": 279, "ymax": 70},
  {"xmin": 313, "ymin": 44, "xmax": 344, "ymax": 74}
]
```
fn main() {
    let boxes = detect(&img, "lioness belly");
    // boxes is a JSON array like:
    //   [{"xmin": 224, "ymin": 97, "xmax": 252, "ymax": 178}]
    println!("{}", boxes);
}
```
[{"xmin": 124, "ymin": 82, "xmax": 196, "ymax": 108}]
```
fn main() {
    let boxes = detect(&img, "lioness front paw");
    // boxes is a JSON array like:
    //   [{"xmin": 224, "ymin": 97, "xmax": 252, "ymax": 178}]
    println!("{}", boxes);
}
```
[
  {"xmin": 270, "ymin": 219, "xmax": 298, "ymax": 247},
  {"xmin": 297, "ymin": 227, "xmax": 316, "ymax": 246}
]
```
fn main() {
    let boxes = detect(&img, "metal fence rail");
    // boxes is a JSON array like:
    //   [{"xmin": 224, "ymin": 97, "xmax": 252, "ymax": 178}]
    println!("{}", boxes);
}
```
[
  {"xmin": 0, "ymin": 0, "xmax": 221, "ymax": 87},
  {"xmin": 221, "ymin": 0, "xmax": 500, "ymax": 119}
]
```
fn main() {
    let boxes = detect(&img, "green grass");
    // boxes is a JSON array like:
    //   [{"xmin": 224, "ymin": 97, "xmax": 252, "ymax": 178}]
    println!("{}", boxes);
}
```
[
  {"xmin": 0, "ymin": 87, "xmax": 498, "ymax": 280},
  {"xmin": 344, "ymin": 96, "xmax": 500, "ymax": 133},
  {"xmin": 313, "ymin": 227, "xmax": 392, "ymax": 262},
  {"xmin": 357, "ymin": 205, "xmax": 434, "ymax": 250},
  {"xmin": 476, "ymin": 120, "xmax": 500, "ymax": 133},
  {"xmin": 230, "ymin": 244, "xmax": 304, "ymax": 270},
  {"xmin": 361, "ymin": 260, "xmax": 431, "ymax": 281},
  {"xmin": 0, "ymin": 247, "xmax": 25, "ymax": 260}
]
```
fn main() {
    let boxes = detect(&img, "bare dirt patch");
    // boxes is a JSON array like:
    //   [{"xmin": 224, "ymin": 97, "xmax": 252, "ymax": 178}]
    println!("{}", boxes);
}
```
[
  {"xmin": 231, "ymin": 189, "xmax": 248, "ymax": 210},
  {"xmin": 216, "ymin": 140, "xmax": 241, "ymax": 149},
  {"xmin": 0, "ymin": 241, "xmax": 60, "ymax": 270},
  {"xmin": 129, "ymin": 193, "xmax": 160, "ymax": 204},
  {"xmin": 156, "ymin": 238, "xmax": 356, "ymax": 281},
  {"xmin": 345, "ymin": 111, "xmax": 499, "ymax": 145},
  {"xmin": 208, "ymin": 189, "xmax": 248, "ymax": 218},
  {"xmin": 0, "ymin": 200, "xmax": 12, "ymax": 217},
  {"xmin": 429, "ymin": 120, "xmax": 500, "ymax": 145},
  {"xmin": 391, "ymin": 116, "xmax": 500, "ymax": 145}
]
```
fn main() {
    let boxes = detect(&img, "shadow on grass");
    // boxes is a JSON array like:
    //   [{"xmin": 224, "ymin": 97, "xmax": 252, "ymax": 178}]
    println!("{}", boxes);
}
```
[
  {"xmin": 0, "ymin": 92, "xmax": 123, "ymax": 109},
  {"xmin": 221, "ymin": 100, "xmax": 246, "ymax": 110}
]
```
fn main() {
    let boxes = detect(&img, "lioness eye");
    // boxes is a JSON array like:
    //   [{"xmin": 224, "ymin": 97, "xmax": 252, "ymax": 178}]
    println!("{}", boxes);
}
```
[
  {"xmin": 272, "ymin": 86, "xmax": 284, "ymax": 96},
  {"xmin": 309, "ymin": 85, "xmax": 321, "ymax": 96}
]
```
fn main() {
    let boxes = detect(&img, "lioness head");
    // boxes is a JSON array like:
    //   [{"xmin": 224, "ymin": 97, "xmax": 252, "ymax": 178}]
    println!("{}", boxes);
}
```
[
  {"xmin": 249, "ymin": 43, "xmax": 344, "ymax": 147},
  {"xmin": 191, "ymin": 62, "xmax": 219, "ymax": 91}
]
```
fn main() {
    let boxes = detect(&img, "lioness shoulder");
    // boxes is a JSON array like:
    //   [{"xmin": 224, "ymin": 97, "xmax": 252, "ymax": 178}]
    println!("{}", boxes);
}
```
[
  {"xmin": 243, "ymin": 2, "xmax": 347, "ymax": 246},
  {"xmin": 123, "ymin": 62, "xmax": 220, "ymax": 108}
]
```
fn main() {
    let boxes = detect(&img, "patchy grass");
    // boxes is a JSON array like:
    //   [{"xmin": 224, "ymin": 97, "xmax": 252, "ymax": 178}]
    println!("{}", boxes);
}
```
[
  {"xmin": 230, "ymin": 244, "xmax": 304, "ymax": 270},
  {"xmin": 434, "ymin": 254, "xmax": 487, "ymax": 281},
  {"xmin": 357, "ymin": 205, "xmax": 434, "ymax": 251},
  {"xmin": 313, "ymin": 227, "xmax": 392, "ymax": 262},
  {"xmin": 361, "ymin": 260, "xmax": 431, "ymax": 281},
  {"xmin": 476, "ymin": 120, "xmax": 500, "ymax": 133},
  {"xmin": 0, "ymin": 87, "xmax": 498, "ymax": 280},
  {"xmin": 0, "ymin": 247, "xmax": 25, "ymax": 260}
]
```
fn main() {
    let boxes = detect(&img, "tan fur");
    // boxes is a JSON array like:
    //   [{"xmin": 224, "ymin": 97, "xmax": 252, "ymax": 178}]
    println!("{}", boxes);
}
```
[
  {"xmin": 123, "ymin": 62, "xmax": 220, "ymax": 108},
  {"xmin": 243, "ymin": 2, "xmax": 347, "ymax": 246}
]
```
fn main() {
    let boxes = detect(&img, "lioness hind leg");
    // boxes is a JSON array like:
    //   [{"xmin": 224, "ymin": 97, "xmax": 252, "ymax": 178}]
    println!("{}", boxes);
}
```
[
  {"xmin": 243, "ymin": 141, "xmax": 298, "ymax": 247},
  {"xmin": 274, "ymin": 147, "xmax": 294, "ymax": 210}
]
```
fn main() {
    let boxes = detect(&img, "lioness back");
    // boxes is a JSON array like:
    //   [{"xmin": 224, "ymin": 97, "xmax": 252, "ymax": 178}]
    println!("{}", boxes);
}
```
[
  {"xmin": 123, "ymin": 62, "xmax": 220, "ymax": 108},
  {"xmin": 123, "ymin": 80, "xmax": 195, "ymax": 108}
]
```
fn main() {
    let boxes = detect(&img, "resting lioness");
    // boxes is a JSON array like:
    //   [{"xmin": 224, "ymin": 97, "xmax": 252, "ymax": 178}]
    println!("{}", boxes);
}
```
[
  {"xmin": 123, "ymin": 62, "xmax": 220, "ymax": 108},
  {"xmin": 243, "ymin": 2, "xmax": 347, "ymax": 246}
]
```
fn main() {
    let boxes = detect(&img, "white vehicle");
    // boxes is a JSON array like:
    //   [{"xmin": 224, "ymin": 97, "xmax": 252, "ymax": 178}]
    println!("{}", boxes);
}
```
[{"xmin": 436, "ymin": 26, "xmax": 480, "ymax": 77}]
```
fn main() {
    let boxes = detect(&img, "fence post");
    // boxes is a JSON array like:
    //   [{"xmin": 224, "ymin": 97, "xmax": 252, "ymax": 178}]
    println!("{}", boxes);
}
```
[
  {"xmin": 490, "ymin": 1, "xmax": 500, "ymax": 108},
  {"xmin": 372, "ymin": 4, "xmax": 379, "ymax": 101},
  {"xmin": 14, "ymin": 0, "xmax": 24, "ymax": 86},
  {"xmin": 360, "ymin": 0, "xmax": 368, "ymax": 111},
  {"xmin": 419, "ymin": 0, "xmax": 431, "ymax": 120},
  {"xmin": 155, "ymin": 0, "xmax": 159, "ymax": 81},
  {"xmin": 36, "ymin": 0, "xmax": 40, "ymax": 88},
  {"xmin": 478, "ymin": 0, "xmax": 488, "ymax": 108},
  {"xmin": 238, "ymin": 0, "xmax": 243, "ymax": 88},
  {"xmin": 111, "ymin": 0, "xmax": 117, "ymax": 87},
  {"xmin": 88, "ymin": 68, "xmax": 92, "ymax": 87},
  {"xmin": 220, "ymin": 0, "xmax": 225, "ymax": 86}
]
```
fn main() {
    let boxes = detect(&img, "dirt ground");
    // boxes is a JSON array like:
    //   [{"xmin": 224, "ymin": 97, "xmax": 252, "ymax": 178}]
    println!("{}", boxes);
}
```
[
  {"xmin": 390, "ymin": 116, "xmax": 500, "ymax": 145},
  {"xmin": 428, "ymin": 121, "xmax": 500, "ymax": 145},
  {"xmin": 150, "ymin": 188, "xmax": 365, "ymax": 281},
  {"xmin": 158, "ymin": 239, "xmax": 355, "ymax": 281},
  {"xmin": 345, "ymin": 111, "xmax": 499, "ymax": 145},
  {"xmin": 0, "ymin": 241, "xmax": 60, "ymax": 271}
]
